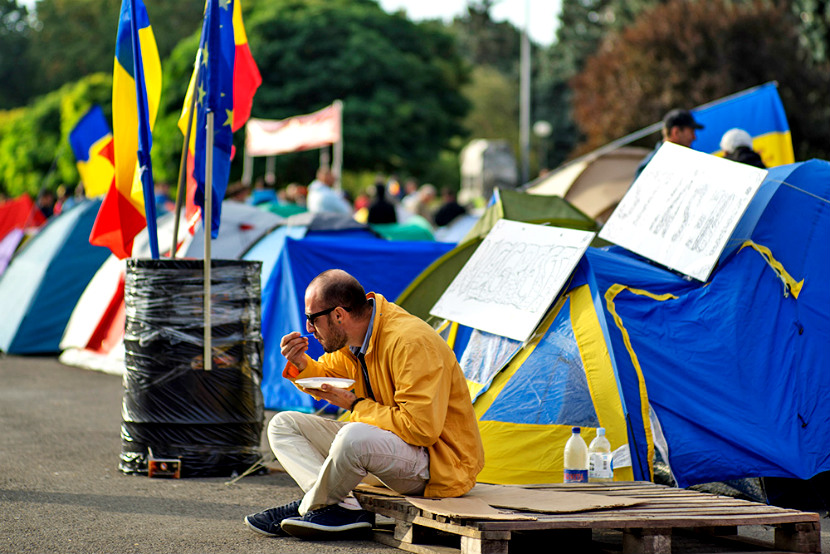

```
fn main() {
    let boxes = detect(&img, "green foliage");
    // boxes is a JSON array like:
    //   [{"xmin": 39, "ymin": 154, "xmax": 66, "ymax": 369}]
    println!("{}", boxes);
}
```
[
  {"xmin": 0, "ymin": 0, "xmax": 35, "ymax": 109},
  {"xmin": 28, "ymin": 0, "xmax": 204, "ymax": 98},
  {"xmin": 0, "ymin": 90, "xmax": 61, "ymax": 196},
  {"xmin": 449, "ymin": 0, "xmax": 521, "ymax": 75},
  {"xmin": 571, "ymin": 0, "xmax": 830, "ymax": 161},
  {"xmin": 241, "ymin": 0, "xmax": 469, "ymax": 180},
  {"xmin": 0, "ymin": 73, "xmax": 111, "ymax": 197},
  {"xmin": 792, "ymin": 0, "xmax": 830, "ymax": 64}
]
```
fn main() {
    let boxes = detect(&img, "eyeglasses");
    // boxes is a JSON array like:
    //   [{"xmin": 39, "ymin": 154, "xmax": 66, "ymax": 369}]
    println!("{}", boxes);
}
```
[
  {"xmin": 306, "ymin": 306, "xmax": 337, "ymax": 327},
  {"xmin": 305, "ymin": 305, "xmax": 352, "ymax": 327}
]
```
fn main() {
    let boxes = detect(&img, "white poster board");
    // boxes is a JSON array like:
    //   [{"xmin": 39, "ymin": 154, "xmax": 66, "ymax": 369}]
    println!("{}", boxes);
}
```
[
  {"xmin": 430, "ymin": 220, "xmax": 595, "ymax": 342},
  {"xmin": 599, "ymin": 142, "xmax": 767, "ymax": 281}
]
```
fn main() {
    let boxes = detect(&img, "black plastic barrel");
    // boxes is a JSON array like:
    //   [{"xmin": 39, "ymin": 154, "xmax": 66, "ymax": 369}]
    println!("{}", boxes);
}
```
[{"xmin": 120, "ymin": 258, "xmax": 264, "ymax": 477}]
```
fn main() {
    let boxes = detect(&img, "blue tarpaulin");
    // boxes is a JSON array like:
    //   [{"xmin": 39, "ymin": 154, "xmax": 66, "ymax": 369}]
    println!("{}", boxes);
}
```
[{"xmin": 258, "ymin": 236, "xmax": 454, "ymax": 411}]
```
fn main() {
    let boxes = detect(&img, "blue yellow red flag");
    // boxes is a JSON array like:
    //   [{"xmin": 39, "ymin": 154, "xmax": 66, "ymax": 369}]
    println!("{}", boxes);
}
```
[
  {"xmin": 68, "ymin": 105, "xmax": 115, "ymax": 199},
  {"xmin": 90, "ymin": 0, "xmax": 161, "ymax": 259},
  {"xmin": 193, "ymin": 0, "xmax": 236, "ymax": 239},
  {"xmin": 692, "ymin": 82, "xmax": 794, "ymax": 168}
]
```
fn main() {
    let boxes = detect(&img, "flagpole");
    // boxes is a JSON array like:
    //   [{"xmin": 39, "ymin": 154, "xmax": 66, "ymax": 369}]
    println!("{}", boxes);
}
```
[
  {"xmin": 129, "ymin": 0, "xmax": 159, "ymax": 259},
  {"xmin": 172, "ymin": 56, "xmax": 201, "ymax": 259},
  {"xmin": 332, "ymin": 99, "xmax": 343, "ymax": 188},
  {"xmin": 204, "ymin": 111, "xmax": 214, "ymax": 371}
]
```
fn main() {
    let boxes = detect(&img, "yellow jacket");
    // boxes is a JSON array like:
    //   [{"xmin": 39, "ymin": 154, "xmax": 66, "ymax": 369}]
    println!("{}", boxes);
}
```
[{"xmin": 285, "ymin": 293, "xmax": 484, "ymax": 497}]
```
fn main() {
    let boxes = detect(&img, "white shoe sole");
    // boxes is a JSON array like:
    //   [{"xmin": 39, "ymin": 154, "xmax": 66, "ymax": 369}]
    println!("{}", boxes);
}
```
[{"xmin": 280, "ymin": 518, "xmax": 372, "ymax": 540}]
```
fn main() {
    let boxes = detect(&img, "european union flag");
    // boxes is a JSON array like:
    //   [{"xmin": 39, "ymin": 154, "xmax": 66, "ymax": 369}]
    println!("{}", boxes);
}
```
[{"xmin": 194, "ymin": 0, "xmax": 235, "ymax": 239}]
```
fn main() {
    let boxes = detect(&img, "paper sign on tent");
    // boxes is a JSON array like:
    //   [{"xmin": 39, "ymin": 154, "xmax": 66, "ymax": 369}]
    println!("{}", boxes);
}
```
[
  {"xmin": 430, "ymin": 219, "xmax": 595, "ymax": 342},
  {"xmin": 599, "ymin": 142, "xmax": 767, "ymax": 281}
]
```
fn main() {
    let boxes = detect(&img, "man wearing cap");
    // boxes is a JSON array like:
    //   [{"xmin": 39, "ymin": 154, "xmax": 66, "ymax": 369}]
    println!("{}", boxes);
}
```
[{"xmin": 634, "ymin": 108, "xmax": 704, "ymax": 179}]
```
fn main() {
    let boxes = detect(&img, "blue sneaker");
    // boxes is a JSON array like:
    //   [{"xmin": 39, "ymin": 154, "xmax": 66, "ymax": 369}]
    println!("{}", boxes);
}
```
[
  {"xmin": 244, "ymin": 499, "xmax": 302, "ymax": 537},
  {"xmin": 280, "ymin": 504, "xmax": 374, "ymax": 540}
]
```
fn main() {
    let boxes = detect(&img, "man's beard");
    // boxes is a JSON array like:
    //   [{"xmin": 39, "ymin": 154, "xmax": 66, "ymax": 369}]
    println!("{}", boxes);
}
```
[{"xmin": 321, "ymin": 322, "xmax": 348, "ymax": 353}]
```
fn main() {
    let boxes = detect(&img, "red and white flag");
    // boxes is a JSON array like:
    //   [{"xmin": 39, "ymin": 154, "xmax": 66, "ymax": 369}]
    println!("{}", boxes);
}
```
[{"xmin": 245, "ymin": 103, "xmax": 341, "ymax": 156}]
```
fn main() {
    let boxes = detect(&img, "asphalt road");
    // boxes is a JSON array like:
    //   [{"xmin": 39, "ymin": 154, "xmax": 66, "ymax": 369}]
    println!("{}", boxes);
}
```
[
  {"xmin": 2, "ymin": 355, "xmax": 828, "ymax": 554},
  {"xmin": 0, "ymin": 355, "xmax": 397, "ymax": 554}
]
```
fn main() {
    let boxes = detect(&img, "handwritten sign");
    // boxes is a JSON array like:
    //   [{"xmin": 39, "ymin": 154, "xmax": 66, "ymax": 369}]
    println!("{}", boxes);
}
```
[
  {"xmin": 599, "ymin": 142, "xmax": 767, "ymax": 281},
  {"xmin": 430, "ymin": 220, "xmax": 595, "ymax": 342}
]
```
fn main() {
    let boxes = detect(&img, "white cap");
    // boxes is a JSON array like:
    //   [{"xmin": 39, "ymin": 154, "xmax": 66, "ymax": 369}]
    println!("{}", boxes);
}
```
[{"xmin": 720, "ymin": 128, "xmax": 753, "ymax": 153}]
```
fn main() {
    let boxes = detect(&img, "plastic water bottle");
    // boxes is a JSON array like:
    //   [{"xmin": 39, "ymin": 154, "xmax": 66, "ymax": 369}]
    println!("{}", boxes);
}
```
[
  {"xmin": 563, "ymin": 427, "xmax": 589, "ymax": 483},
  {"xmin": 589, "ymin": 427, "xmax": 614, "ymax": 482}
]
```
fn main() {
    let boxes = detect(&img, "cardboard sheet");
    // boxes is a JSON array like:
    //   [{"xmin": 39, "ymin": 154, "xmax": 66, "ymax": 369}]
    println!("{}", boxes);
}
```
[
  {"xmin": 465, "ymin": 483, "xmax": 643, "ymax": 513},
  {"xmin": 357, "ymin": 482, "xmax": 644, "ymax": 516},
  {"xmin": 405, "ymin": 496, "xmax": 537, "ymax": 520}
]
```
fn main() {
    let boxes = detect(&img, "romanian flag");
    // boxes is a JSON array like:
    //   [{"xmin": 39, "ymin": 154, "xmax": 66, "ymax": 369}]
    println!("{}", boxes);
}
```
[
  {"xmin": 68, "ymin": 105, "xmax": 115, "ymax": 199},
  {"xmin": 692, "ymin": 82, "xmax": 794, "ymax": 168},
  {"xmin": 90, "ymin": 0, "xmax": 162, "ymax": 260},
  {"xmin": 178, "ymin": 0, "xmax": 261, "ymax": 233}
]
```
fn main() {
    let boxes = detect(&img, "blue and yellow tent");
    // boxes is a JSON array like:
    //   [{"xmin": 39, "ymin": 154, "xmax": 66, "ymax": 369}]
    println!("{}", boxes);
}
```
[{"xmin": 441, "ymin": 159, "xmax": 830, "ymax": 487}]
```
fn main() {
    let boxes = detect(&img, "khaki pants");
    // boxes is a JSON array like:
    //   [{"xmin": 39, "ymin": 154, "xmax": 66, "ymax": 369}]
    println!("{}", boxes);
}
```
[{"xmin": 268, "ymin": 411, "xmax": 430, "ymax": 514}]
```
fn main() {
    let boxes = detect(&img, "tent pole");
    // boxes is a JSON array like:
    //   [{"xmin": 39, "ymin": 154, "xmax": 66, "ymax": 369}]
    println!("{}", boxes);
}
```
[
  {"xmin": 241, "ymin": 146, "xmax": 253, "ymax": 187},
  {"xmin": 332, "ymin": 99, "xmax": 343, "ymax": 189},
  {"xmin": 204, "ymin": 112, "xmax": 214, "ymax": 371}
]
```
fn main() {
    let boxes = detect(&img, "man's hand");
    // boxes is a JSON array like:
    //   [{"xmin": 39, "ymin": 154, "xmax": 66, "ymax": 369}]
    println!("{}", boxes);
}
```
[
  {"xmin": 280, "ymin": 332, "xmax": 309, "ymax": 371},
  {"xmin": 308, "ymin": 384, "xmax": 357, "ymax": 411}
]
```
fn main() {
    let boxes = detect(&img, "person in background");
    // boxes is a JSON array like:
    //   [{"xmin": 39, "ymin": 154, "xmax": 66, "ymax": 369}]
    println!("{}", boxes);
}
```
[
  {"xmin": 225, "ymin": 181, "xmax": 251, "ymax": 203},
  {"xmin": 249, "ymin": 178, "xmax": 278, "ymax": 205},
  {"xmin": 400, "ymin": 178, "xmax": 419, "ymax": 205},
  {"xmin": 60, "ymin": 182, "xmax": 85, "ymax": 213},
  {"xmin": 402, "ymin": 184, "xmax": 437, "ymax": 224},
  {"xmin": 433, "ymin": 188, "xmax": 467, "ymax": 227},
  {"xmin": 245, "ymin": 269, "xmax": 484, "ymax": 541},
  {"xmin": 306, "ymin": 167, "xmax": 351, "ymax": 214},
  {"xmin": 366, "ymin": 175, "xmax": 397, "ymax": 224},
  {"xmin": 634, "ymin": 108, "xmax": 704, "ymax": 179},
  {"xmin": 154, "ymin": 182, "xmax": 175, "ymax": 215},
  {"xmin": 720, "ymin": 128, "xmax": 766, "ymax": 169},
  {"xmin": 36, "ymin": 188, "xmax": 56, "ymax": 218},
  {"xmin": 53, "ymin": 185, "xmax": 70, "ymax": 216}
]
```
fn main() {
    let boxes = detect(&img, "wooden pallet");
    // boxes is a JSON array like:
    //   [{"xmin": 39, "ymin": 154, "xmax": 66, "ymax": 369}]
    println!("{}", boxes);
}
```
[{"xmin": 354, "ymin": 481, "xmax": 821, "ymax": 554}]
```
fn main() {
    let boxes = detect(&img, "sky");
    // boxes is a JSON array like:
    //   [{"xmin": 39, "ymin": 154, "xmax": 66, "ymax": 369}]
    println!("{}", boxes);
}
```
[
  {"xmin": 377, "ymin": 0, "xmax": 562, "ymax": 46},
  {"xmin": 18, "ymin": 0, "xmax": 561, "ymax": 46}
]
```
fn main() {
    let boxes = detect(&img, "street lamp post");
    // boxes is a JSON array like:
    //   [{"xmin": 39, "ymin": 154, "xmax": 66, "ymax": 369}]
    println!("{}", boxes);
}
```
[{"xmin": 533, "ymin": 120, "xmax": 552, "ymax": 174}]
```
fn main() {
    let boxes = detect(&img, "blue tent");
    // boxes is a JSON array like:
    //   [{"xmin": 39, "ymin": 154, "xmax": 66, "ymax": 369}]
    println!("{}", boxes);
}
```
[
  {"xmin": 589, "ymin": 159, "xmax": 830, "ymax": 486},
  {"xmin": 248, "ymin": 231, "xmax": 454, "ymax": 411},
  {"xmin": 0, "ymin": 199, "xmax": 111, "ymax": 354},
  {"xmin": 441, "ymin": 160, "xmax": 830, "ymax": 487}
]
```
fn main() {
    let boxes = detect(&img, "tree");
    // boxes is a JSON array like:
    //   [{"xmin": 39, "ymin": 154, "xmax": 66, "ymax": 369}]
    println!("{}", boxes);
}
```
[
  {"xmin": 0, "ymin": 73, "xmax": 111, "ymax": 197},
  {"xmin": 462, "ymin": 65, "xmax": 518, "ymax": 145},
  {"xmin": 792, "ymin": 0, "xmax": 830, "ymax": 64},
  {"xmin": 571, "ymin": 0, "xmax": 830, "ymax": 160},
  {"xmin": 28, "ymin": 0, "xmax": 204, "ymax": 97},
  {"xmin": 535, "ymin": 0, "xmax": 621, "ymax": 167},
  {"xmin": 0, "ymin": 0, "xmax": 35, "ymax": 109},
  {"xmin": 449, "ymin": 0, "xmax": 521, "ymax": 75},
  {"xmin": 234, "ymin": 0, "xmax": 469, "ymax": 180}
]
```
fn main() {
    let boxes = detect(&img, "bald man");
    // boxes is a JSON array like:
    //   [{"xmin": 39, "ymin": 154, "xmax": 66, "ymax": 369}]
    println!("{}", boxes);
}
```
[{"xmin": 245, "ymin": 269, "xmax": 484, "ymax": 540}]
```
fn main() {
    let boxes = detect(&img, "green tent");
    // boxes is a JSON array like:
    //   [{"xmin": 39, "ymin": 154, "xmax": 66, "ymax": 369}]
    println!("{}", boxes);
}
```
[{"xmin": 396, "ymin": 188, "xmax": 597, "ymax": 321}]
